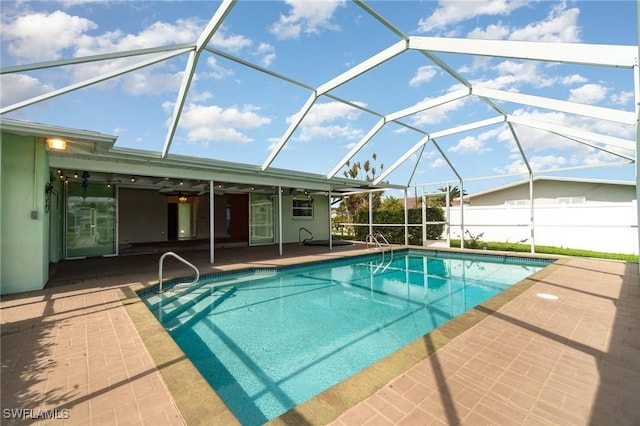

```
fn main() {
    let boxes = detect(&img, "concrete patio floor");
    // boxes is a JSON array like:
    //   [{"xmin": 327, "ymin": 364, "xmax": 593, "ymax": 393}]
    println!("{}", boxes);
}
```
[{"xmin": 1, "ymin": 243, "xmax": 638, "ymax": 425}]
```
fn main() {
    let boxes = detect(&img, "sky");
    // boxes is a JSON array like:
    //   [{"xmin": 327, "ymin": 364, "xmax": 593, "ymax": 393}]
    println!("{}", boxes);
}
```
[{"xmin": 1, "ymin": 0, "xmax": 638, "ymax": 195}]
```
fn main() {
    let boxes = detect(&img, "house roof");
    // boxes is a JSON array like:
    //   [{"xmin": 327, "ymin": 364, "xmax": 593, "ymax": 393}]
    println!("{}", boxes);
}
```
[
  {"xmin": 466, "ymin": 176, "xmax": 636, "ymax": 199},
  {"xmin": 0, "ymin": 1, "xmax": 638, "ymax": 192}
]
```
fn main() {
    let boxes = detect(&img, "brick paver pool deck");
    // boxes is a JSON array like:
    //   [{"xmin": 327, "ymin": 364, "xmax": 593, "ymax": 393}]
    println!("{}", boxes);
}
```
[{"xmin": 1, "ymin": 244, "xmax": 638, "ymax": 425}]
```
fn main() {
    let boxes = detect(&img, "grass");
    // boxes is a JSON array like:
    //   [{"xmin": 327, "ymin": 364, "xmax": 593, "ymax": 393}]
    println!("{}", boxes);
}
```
[{"xmin": 449, "ymin": 239, "xmax": 639, "ymax": 262}]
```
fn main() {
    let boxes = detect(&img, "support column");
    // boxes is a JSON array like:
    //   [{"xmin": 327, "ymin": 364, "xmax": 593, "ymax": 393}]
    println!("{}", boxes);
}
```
[
  {"xmin": 404, "ymin": 188, "xmax": 409, "ymax": 246},
  {"xmin": 278, "ymin": 186, "xmax": 283, "ymax": 256},
  {"xmin": 328, "ymin": 189, "xmax": 333, "ymax": 251},
  {"xmin": 209, "ymin": 179, "xmax": 214, "ymax": 264},
  {"xmin": 368, "ymin": 191, "xmax": 373, "ymax": 237},
  {"xmin": 459, "ymin": 181, "xmax": 465, "ymax": 249},
  {"xmin": 529, "ymin": 174, "xmax": 535, "ymax": 253}
]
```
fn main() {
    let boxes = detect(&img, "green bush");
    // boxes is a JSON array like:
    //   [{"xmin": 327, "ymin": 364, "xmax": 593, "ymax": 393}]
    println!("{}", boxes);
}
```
[{"xmin": 354, "ymin": 207, "xmax": 445, "ymax": 244}]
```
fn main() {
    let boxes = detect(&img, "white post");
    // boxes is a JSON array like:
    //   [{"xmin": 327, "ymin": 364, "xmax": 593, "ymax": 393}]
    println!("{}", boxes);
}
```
[
  {"xmin": 421, "ymin": 192, "xmax": 426, "ymax": 246},
  {"xmin": 328, "ymin": 189, "xmax": 333, "ymax": 251},
  {"xmin": 635, "ymin": 19, "xmax": 640, "ymax": 263},
  {"xmin": 209, "ymin": 179, "xmax": 215, "ymax": 264},
  {"xmin": 529, "ymin": 173, "xmax": 535, "ymax": 253},
  {"xmin": 368, "ymin": 191, "xmax": 373, "ymax": 237},
  {"xmin": 278, "ymin": 186, "xmax": 283, "ymax": 256},
  {"xmin": 445, "ymin": 187, "xmax": 451, "ymax": 246},
  {"xmin": 459, "ymin": 181, "xmax": 465, "ymax": 249},
  {"xmin": 404, "ymin": 188, "xmax": 409, "ymax": 246}
]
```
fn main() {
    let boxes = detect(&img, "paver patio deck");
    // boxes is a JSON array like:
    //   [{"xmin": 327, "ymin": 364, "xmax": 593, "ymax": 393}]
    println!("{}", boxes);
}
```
[{"xmin": 1, "ymin": 244, "xmax": 638, "ymax": 425}]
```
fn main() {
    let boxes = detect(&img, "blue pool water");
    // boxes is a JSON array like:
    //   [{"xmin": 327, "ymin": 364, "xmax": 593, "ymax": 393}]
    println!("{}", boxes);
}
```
[{"xmin": 141, "ymin": 249, "xmax": 550, "ymax": 425}]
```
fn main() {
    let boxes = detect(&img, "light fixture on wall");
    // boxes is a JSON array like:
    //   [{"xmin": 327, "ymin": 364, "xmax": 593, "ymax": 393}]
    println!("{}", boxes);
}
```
[
  {"xmin": 130, "ymin": 176, "xmax": 136, "ymax": 182},
  {"xmin": 178, "ymin": 194, "xmax": 188, "ymax": 202},
  {"xmin": 74, "ymin": 170, "xmax": 79, "ymax": 179},
  {"xmin": 46, "ymin": 138, "xmax": 67, "ymax": 151}
]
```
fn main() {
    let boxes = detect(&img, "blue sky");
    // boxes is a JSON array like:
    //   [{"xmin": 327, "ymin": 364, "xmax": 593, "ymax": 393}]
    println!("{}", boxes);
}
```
[{"xmin": 1, "ymin": 0, "xmax": 637, "ymax": 194}]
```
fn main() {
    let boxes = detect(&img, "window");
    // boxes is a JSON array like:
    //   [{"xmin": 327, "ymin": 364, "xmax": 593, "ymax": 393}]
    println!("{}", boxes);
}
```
[
  {"xmin": 557, "ymin": 196, "xmax": 585, "ymax": 205},
  {"xmin": 293, "ymin": 198, "xmax": 314, "ymax": 218}
]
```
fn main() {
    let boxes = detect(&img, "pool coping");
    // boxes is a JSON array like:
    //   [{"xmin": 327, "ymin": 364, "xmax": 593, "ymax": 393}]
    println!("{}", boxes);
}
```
[{"xmin": 119, "ymin": 247, "xmax": 561, "ymax": 426}]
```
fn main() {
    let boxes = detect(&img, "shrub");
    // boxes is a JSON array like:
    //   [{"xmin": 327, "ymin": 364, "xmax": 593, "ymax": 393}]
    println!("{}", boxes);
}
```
[{"xmin": 354, "ymin": 207, "xmax": 445, "ymax": 244}]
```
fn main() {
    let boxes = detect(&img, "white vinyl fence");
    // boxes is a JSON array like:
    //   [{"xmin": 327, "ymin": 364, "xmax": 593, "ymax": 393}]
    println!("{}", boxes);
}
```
[{"xmin": 447, "ymin": 201, "xmax": 638, "ymax": 255}]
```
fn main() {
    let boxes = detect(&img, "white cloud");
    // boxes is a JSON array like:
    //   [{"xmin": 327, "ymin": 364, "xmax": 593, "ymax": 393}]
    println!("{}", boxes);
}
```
[
  {"xmin": 610, "ymin": 90, "xmax": 634, "ymax": 106},
  {"xmin": 254, "ymin": 43, "xmax": 276, "ymax": 67},
  {"xmin": 430, "ymin": 158, "xmax": 446, "ymax": 168},
  {"xmin": 2, "ymin": 10, "xmax": 97, "ymax": 61},
  {"xmin": 269, "ymin": 0, "xmax": 346, "ymax": 40},
  {"xmin": 560, "ymin": 74, "xmax": 588, "ymax": 85},
  {"xmin": 494, "ymin": 154, "xmax": 567, "ymax": 174},
  {"xmin": 448, "ymin": 126, "xmax": 502, "ymax": 154},
  {"xmin": 467, "ymin": 23, "xmax": 511, "ymax": 40},
  {"xmin": 418, "ymin": 0, "xmax": 531, "ymax": 34},
  {"xmin": 120, "ymin": 69, "xmax": 185, "ymax": 96},
  {"xmin": 291, "ymin": 101, "xmax": 364, "ymax": 142},
  {"xmin": 568, "ymin": 83, "xmax": 608, "ymax": 104},
  {"xmin": 209, "ymin": 28, "xmax": 252, "ymax": 53},
  {"xmin": 179, "ymin": 103, "xmax": 271, "ymax": 144},
  {"xmin": 410, "ymin": 94, "xmax": 470, "ymax": 126},
  {"xmin": 204, "ymin": 56, "xmax": 234, "ymax": 80},
  {"xmin": 409, "ymin": 66, "xmax": 438, "ymax": 87},
  {"xmin": 0, "ymin": 74, "xmax": 55, "ymax": 107},
  {"xmin": 508, "ymin": 3, "xmax": 581, "ymax": 42}
]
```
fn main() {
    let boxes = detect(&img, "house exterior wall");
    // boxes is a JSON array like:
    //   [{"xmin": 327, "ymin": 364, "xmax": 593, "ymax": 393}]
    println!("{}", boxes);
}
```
[
  {"xmin": 118, "ymin": 188, "xmax": 168, "ymax": 244},
  {"xmin": 280, "ymin": 195, "xmax": 330, "ymax": 243},
  {"xmin": 1, "ymin": 133, "xmax": 50, "ymax": 294}
]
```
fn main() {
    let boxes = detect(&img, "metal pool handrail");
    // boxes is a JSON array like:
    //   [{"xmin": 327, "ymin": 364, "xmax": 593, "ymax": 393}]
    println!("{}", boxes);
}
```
[{"xmin": 158, "ymin": 251, "xmax": 199, "ymax": 293}]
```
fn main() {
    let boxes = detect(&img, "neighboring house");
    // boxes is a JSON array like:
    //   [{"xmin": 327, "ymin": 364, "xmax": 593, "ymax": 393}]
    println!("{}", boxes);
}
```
[
  {"xmin": 448, "ymin": 177, "xmax": 638, "ymax": 255},
  {"xmin": 0, "ymin": 119, "xmax": 389, "ymax": 295}
]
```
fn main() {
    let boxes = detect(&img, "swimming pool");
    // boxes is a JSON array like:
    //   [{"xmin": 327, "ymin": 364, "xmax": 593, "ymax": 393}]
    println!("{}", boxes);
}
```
[{"xmin": 140, "ymin": 249, "xmax": 551, "ymax": 425}]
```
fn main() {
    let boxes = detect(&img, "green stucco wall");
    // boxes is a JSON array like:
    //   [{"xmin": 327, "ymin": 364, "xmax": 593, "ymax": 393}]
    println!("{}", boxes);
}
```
[{"xmin": 1, "ymin": 132, "xmax": 50, "ymax": 295}]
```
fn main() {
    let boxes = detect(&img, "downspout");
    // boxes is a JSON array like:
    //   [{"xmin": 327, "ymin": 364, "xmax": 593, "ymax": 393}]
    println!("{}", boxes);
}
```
[{"xmin": 210, "ymin": 179, "xmax": 214, "ymax": 264}]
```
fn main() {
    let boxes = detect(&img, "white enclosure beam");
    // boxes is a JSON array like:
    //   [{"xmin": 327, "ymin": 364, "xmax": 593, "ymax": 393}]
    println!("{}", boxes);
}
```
[
  {"xmin": 429, "ymin": 116, "xmax": 505, "ymax": 139},
  {"xmin": 473, "ymin": 86, "xmax": 636, "ymax": 125},
  {"xmin": 374, "ymin": 135, "xmax": 430, "ymax": 185},
  {"xmin": 161, "ymin": 0, "xmax": 236, "ymax": 158},
  {"xmin": 262, "ymin": 93, "xmax": 318, "ymax": 170},
  {"xmin": 326, "ymin": 118, "xmax": 386, "ymax": 179},
  {"xmin": 508, "ymin": 116, "xmax": 636, "ymax": 152},
  {"xmin": 409, "ymin": 36, "xmax": 637, "ymax": 68},
  {"xmin": 406, "ymin": 143, "xmax": 427, "ymax": 188},
  {"xmin": 1, "ymin": 49, "xmax": 190, "ymax": 115},
  {"xmin": 386, "ymin": 88, "xmax": 470, "ymax": 122},
  {"xmin": 1, "ymin": 44, "xmax": 195, "ymax": 75},
  {"xmin": 317, "ymin": 40, "xmax": 407, "ymax": 96},
  {"xmin": 507, "ymin": 123, "xmax": 532, "ymax": 174}
]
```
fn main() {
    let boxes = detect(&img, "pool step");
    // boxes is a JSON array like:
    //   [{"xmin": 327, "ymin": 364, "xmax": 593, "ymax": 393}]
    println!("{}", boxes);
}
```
[{"xmin": 163, "ymin": 286, "xmax": 237, "ymax": 333}]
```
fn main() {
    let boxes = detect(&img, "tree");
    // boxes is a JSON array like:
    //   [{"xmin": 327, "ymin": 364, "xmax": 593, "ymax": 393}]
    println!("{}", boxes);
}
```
[
  {"xmin": 436, "ymin": 184, "xmax": 468, "ymax": 206},
  {"xmin": 341, "ymin": 153, "xmax": 385, "ymax": 223},
  {"xmin": 380, "ymin": 195, "xmax": 403, "ymax": 212}
]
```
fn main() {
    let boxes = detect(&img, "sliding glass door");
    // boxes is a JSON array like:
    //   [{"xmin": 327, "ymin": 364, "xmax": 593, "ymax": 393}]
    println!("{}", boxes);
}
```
[
  {"xmin": 249, "ymin": 193, "xmax": 274, "ymax": 245},
  {"xmin": 65, "ymin": 182, "xmax": 116, "ymax": 258}
]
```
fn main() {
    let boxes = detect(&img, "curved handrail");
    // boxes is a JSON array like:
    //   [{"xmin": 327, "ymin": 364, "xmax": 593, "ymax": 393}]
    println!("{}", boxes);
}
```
[
  {"xmin": 299, "ymin": 227, "xmax": 313, "ymax": 243},
  {"xmin": 158, "ymin": 251, "xmax": 199, "ymax": 293}
]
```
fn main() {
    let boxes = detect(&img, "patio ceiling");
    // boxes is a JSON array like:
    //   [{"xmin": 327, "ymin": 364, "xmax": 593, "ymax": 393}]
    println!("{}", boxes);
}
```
[{"xmin": 0, "ymin": 0, "xmax": 638, "ymax": 192}]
